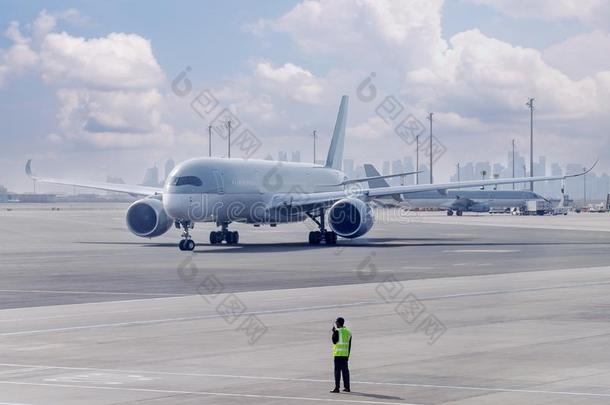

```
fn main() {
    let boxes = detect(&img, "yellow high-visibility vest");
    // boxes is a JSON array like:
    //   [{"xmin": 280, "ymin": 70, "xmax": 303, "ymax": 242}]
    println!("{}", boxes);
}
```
[{"xmin": 333, "ymin": 327, "xmax": 351, "ymax": 357}]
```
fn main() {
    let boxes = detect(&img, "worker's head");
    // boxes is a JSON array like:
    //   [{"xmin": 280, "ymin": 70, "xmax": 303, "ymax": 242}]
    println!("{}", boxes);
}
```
[{"xmin": 336, "ymin": 317, "xmax": 345, "ymax": 327}]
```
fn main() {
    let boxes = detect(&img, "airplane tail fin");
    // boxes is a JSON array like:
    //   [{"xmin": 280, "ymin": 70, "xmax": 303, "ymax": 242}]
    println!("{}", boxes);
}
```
[
  {"xmin": 325, "ymin": 95, "xmax": 349, "ymax": 170},
  {"xmin": 363, "ymin": 164, "xmax": 390, "ymax": 188}
]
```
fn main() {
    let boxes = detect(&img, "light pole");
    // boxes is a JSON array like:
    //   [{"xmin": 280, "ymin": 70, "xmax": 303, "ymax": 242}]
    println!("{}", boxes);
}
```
[
  {"xmin": 415, "ymin": 134, "xmax": 420, "ymax": 185},
  {"xmin": 208, "ymin": 125, "xmax": 212, "ymax": 157},
  {"xmin": 313, "ymin": 130, "xmax": 317, "ymax": 164},
  {"xmin": 583, "ymin": 166, "xmax": 587, "ymax": 208},
  {"xmin": 227, "ymin": 120, "xmax": 231, "ymax": 158},
  {"xmin": 512, "ymin": 138, "xmax": 515, "ymax": 190},
  {"xmin": 427, "ymin": 112, "xmax": 434, "ymax": 184},
  {"xmin": 526, "ymin": 98, "xmax": 534, "ymax": 191}
]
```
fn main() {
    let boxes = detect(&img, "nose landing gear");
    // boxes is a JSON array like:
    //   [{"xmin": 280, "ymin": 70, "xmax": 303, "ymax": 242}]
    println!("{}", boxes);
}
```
[{"xmin": 178, "ymin": 220, "xmax": 196, "ymax": 251}]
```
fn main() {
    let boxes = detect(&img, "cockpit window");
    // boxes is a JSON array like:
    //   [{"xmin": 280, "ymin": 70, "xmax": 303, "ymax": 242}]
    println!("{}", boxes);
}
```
[{"xmin": 171, "ymin": 176, "xmax": 203, "ymax": 187}]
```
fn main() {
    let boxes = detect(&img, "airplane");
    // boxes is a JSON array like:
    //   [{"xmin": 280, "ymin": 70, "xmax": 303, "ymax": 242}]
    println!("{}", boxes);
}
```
[
  {"xmin": 363, "ymin": 164, "xmax": 551, "ymax": 216},
  {"xmin": 25, "ymin": 96, "xmax": 596, "ymax": 251}
]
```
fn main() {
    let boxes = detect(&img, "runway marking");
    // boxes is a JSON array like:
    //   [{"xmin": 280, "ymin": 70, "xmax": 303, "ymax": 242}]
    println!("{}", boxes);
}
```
[
  {"xmin": 3, "ymin": 280, "xmax": 610, "ymax": 336},
  {"xmin": 0, "ymin": 381, "xmax": 418, "ymax": 404},
  {"xmin": 0, "ymin": 300, "xmax": 379, "ymax": 336},
  {"xmin": 1, "ymin": 363, "xmax": 610, "ymax": 399},
  {"xmin": 443, "ymin": 249, "xmax": 520, "ymax": 253},
  {"xmin": 0, "ymin": 398, "xmax": 36, "ymax": 405},
  {"xmin": 0, "ymin": 289, "xmax": 187, "ymax": 297}
]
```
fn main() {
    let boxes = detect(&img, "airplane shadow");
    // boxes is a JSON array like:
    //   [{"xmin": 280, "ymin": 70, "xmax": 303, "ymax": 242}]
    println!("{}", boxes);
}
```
[{"xmin": 78, "ymin": 238, "xmax": 610, "ymax": 254}]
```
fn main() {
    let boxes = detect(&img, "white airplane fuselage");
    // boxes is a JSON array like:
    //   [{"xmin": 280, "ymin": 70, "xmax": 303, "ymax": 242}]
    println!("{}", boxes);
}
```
[{"xmin": 163, "ymin": 157, "xmax": 346, "ymax": 224}]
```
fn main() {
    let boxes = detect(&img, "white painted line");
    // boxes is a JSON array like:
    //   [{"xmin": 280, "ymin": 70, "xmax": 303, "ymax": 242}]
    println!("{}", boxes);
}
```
[
  {"xmin": 3, "ymin": 280, "xmax": 610, "ymax": 336},
  {"xmin": 0, "ymin": 381, "xmax": 418, "ymax": 405},
  {"xmin": 0, "ymin": 300, "xmax": 378, "ymax": 337},
  {"xmin": 0, "ymin": 289, "xmax": 186, "ymax": 297},
  {"xmin": 443, "ymin": 249, "xmax": 520, "ymax": 253},
  {"xmin": 0, "ymin": 402, "xmax": 34, "ymax": 405},
  {"xmin": 0, "ymin": 403, "xmax": 35, "ymax": 405},
  {"xmin": 1, "ymin": 363, "xmax": 609, "ymax": 399}
]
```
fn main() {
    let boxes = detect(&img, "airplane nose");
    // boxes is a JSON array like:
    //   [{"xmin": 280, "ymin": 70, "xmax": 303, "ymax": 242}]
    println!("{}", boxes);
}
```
[{"xmin": 163, "ymin": 193, "xmax": 190, "ymax": 220}]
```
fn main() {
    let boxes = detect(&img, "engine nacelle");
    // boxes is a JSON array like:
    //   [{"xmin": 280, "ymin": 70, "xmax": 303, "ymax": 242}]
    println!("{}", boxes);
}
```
[
  {"xmin": 328, "ymin": 198, "xmax": 374, "ymax": 238},
  {"xmin": 126, "ymin": 197, "xmax": 173, "ymax": 238}
]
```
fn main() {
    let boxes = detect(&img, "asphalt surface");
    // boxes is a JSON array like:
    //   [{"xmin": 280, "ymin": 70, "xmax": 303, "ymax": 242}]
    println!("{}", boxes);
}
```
[{"xmin": 1, "ymin": 203, "xmax": 610, "ymax": 404}]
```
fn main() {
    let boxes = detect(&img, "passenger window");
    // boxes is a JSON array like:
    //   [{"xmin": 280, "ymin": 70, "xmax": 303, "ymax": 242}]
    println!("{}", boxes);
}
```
[{"xmin": 172, "ymin": 176, "xmax": 203, "ymax": 186}]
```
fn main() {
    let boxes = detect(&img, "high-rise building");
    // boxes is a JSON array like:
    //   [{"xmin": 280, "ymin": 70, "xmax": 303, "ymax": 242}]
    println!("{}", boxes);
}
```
[
  {"xmin": 382, "ymin": 161, "xmax": 390, "ymax": 176},
  {"xmin": 278, "ymin": 151, "xmax": 288, "ymax": 161},
  {"xmin": 142, "ymin": 166, "xmax": 159, "ymax": 187},
  {"xmin": 565, "ymin": 163, "xmax": 583, "ymax": 199},
  {"xmin": 165, "ymin": 158, "xmax": 175, "ymax": 181},
  {"xmin": 291, "ymin": 151, "xmax": 301, "ymax": 162},
  {"xmin": 403, "ymin": 157, "xmax": 414, "ymax": 185},
  {"xmin": 0, "ymin": 184, "xmax": 7, "ymax": 203},
  {"xmin": 343, "ymin": 159, "xmax": 355, "ymax": 178},
  {"xmin": 391, "ymin": 160, "xmax": 403, "ymax": 185}
]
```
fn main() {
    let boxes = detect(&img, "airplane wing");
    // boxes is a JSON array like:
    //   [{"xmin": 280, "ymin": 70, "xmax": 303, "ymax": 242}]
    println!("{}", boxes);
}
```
[
  {"xmin": 269, "ymin": 161, "xmax": 597, "ymax": 210},
  {"xmin": 25, "ymin": 160, "xmax": 162, "ymax": 197},
  {"xmin": 332, "ymin": 170, "xmax": 422, "ymax": 186}
]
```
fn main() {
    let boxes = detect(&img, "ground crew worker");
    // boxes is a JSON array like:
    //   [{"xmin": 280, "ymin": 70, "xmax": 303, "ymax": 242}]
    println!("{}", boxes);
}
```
[{"xmin": 330, "ymin": 317, "xmax": 351, "ymax": 393}]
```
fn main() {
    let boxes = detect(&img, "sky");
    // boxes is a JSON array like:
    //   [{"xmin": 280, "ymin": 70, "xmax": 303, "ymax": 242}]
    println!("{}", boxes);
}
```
[{"xmin": 0, "ymin": 0, "xmax": 609, "ymax": 192}]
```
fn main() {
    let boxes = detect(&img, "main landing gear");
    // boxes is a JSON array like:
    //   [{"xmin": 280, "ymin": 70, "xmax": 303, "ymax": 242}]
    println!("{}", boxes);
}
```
[
  {"xmin": 178, "ymin": 220, "xmax": 196, "ymax": 251},
  {"xmin": 209, "ymin": 222, "xmax": 239, "ymax": 245},
  {"xmin": 306, "ymin": 209, "xmax": 337, "ymax": 245}
]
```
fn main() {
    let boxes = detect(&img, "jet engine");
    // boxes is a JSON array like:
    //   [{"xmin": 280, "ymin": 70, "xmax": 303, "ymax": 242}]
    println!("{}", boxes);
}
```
[
  {"xmin": 126, "ymin": 197, "xmax": 173, "ymax": 238},
  {"xmin": 328, "ymin": 198, "xmax": 374, "ymax": 238}
]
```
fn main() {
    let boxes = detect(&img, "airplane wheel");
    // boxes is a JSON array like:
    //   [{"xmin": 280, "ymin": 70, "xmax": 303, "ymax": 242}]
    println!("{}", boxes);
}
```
[
  {"xmin": 456, "ymin": 210, "xmax": 463, "ymax": 216},
  {"xmin": 185, "ymin": 239, "xmax": 196, "ymax": 251},
  {"xmin": 226, "ymin": 231, "xmax": 239, "ymax": 245},
  {"xmin": 447, "ymin": 210, "xmax": 453, "ymax": 216},
  {"xmin": 179, "ymin": 240, "xmax": 186, "ymax": 251},
  {"xmin": 325, "ymin": 231, "xmax": 337, "ymax": 245},
  {"xmin": 209, "ymin": 231, "xmax": 222, "ymax": 244},
  {"xmin": 308, "ymin": 231, "xmax": 321, "ymax": 245}
]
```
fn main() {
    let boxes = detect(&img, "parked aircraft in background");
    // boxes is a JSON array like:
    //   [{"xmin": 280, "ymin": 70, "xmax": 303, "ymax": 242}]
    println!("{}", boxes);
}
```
[
  {"xmin": 363, "ymin": 164, "xmax": 550, "ymax": 215},
  {"xmin": 26, "ymin": 96, "xmax": 595, "ymax": 251}
]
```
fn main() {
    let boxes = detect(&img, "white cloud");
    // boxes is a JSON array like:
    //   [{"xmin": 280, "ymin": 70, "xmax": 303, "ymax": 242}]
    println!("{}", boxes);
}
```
[
  {"xmin": 467, "ymin": 0, "xmax": 610, "ymax": 29},
  {"xmin": 0, "ymin": 21, "xmax": 39, "ymax": 85},
  {"xmin": 0, "ymin": 10, "xmax": 173, "ymax": 149},
  {"xmin": 248, "ymin": 0, "xmax": 610, "ymax": 174},
  {"xmin": 268, "ymin": 0, "xmax": 446, "ymax": 70},
  {"xmin": 412, "ymin": 29, "xmax": 607, "ymax": 119},
  {"xmin": 40, "ymin": 32, "xmax": 164, "ymax": 90},
  {"xmin": 254, "ymin": 61, "xmax": 324, "ymax": 103},
  {"xmin": 543, "ymin": 31, "xmax": 610, "ymax": 79}
]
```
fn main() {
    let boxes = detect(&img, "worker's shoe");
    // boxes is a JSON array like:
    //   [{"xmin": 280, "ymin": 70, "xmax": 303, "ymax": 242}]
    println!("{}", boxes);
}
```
[
  {"xmin": 343, "ymin": 388, "xmax": 351, "ymax": 392},
  {"xmin": 330, "ymin": 388, "xmax": 340, "ymax": 393}
]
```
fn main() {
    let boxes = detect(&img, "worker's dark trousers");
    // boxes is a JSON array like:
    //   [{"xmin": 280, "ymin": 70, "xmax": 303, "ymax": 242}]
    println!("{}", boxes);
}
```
[{"xmin": 334, "ymin": 357, "xmax": 350, "ymax": 390}]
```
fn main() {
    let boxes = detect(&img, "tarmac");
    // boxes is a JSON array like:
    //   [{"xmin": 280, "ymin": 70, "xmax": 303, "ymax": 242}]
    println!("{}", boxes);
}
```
[{"xmin": 2, "ymin": 203, "xmax": 610, "ymax": 404}]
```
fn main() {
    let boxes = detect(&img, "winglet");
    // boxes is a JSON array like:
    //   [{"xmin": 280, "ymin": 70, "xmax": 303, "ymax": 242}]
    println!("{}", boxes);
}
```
[
  {"xmin": 25, "ymin": 159, "xmax": 34, "ymax": 178},
  {"xmin": 566, "ymin": 159, "xmax": 598, "ymax": 178},
  {"xmin": 325, "ymin": 95, "xmax": 349, "ymax": 170}
]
